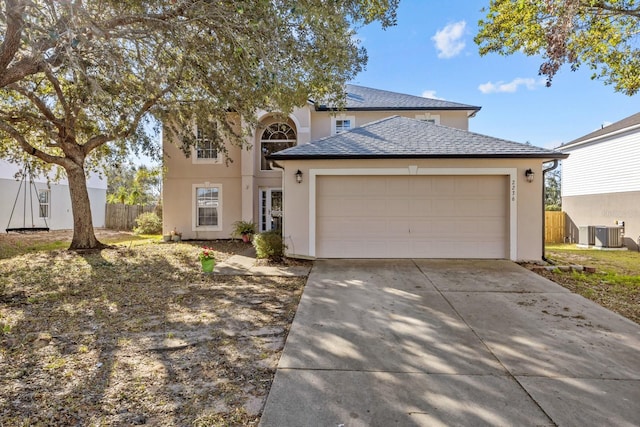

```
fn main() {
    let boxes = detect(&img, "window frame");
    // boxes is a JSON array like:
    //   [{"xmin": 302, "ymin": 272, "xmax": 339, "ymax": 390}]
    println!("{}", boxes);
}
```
[
  {"xmin": 192, "ymin": 125, "xmax": 222, "ymax": 165},
  {"xmin": 192, "ymin": 183, "xmax": 222, "ymax": 231},
  {"xmin": 38, "ymin": 189, "xmax": 50, "ymax": 219},
  {"xmin": 415, "ymin": 113, "xmax": 441, "ymax": 125},
  {"xmin": 260, "ymin": 122, "xmax": 297, "ymax": 171},
  {"xmin": 331, "ymin": 115, "xmax": 355, "ymax": 135}
]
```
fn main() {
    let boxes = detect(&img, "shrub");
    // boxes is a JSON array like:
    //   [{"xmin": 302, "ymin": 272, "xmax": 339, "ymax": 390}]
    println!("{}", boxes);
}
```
[
  {"xmin": 133, "ymin": 212, "xmax": 162, "ymax": 234},
  {"xmin": 545, "ymin": 204, "xmax": 562, "ymax": 212},
  {"xmin": 253, "ymin": 231, "xmax": 285, "ymax": 260}
]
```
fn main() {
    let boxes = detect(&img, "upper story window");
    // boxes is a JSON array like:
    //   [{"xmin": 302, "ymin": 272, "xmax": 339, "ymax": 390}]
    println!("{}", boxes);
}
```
[
  {"xmin": 415, "ymin": 113, "xmax": 440, "ymax": 125},
  {"xmin": 332, "ymin": 115, "xmax": 355, "ymax": 135},
  {"xmin": 193, "ymin": 124, "xmax": 221, "ymax": 164},
  {"xmin": 260, "ymin": 122, "xmax": 297, "ymax": 171}
]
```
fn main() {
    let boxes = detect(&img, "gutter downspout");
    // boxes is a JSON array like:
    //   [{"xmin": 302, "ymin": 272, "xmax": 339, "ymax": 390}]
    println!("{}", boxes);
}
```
[{"xmin": 542, "ymin": 160, "xmax": 559, "ymax": 263}]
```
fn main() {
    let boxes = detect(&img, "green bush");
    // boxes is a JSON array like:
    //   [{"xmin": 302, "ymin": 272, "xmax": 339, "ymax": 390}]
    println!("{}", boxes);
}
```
[
  {"xmin": 545, "ymin": 204, "xmax": 562, "ymax": 212},
  {"xmin": 253, "ymin": 231, "xmax": 285, "ymax": 260},
  {"xmin": 133, "ymin": 212, "xmax": 162, "ymax": 234}
]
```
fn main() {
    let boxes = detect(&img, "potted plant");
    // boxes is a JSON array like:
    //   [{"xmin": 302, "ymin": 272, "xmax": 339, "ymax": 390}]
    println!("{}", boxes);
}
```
[
  {"xmin": 199, "ymin": 246, "xmax": 216, "ymax": 273},
  {"xmin": 170, "ymin": 228, "xmax": 182, "ymax": 242},
  {"xmin": 231, "ymin": 220, "xmax": 256, "ymax": 243}
]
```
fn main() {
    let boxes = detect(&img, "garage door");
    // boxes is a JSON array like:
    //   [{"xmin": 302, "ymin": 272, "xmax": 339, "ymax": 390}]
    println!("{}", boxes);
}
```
[{"xmin": 316, "ymin": 175, "xmax": 508, "ymax": 258}]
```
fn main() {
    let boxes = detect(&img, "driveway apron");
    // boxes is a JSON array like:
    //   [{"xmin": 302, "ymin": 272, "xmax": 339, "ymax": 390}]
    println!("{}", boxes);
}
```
[{"xmin": 259, "ymin": 259, "xmax": 640, "ymax": 427}]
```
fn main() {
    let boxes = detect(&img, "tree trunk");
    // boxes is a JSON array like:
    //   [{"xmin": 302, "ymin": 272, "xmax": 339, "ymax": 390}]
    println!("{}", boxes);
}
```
[{"xmin": 65, "ymin": 162, "xmax": 104, "ymax": 250}]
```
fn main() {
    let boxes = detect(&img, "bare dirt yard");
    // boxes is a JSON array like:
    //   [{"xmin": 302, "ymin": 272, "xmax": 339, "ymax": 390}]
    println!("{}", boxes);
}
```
[{"xmin": 0, "ymin": 230, "xmax": 309, "ymax": 426}]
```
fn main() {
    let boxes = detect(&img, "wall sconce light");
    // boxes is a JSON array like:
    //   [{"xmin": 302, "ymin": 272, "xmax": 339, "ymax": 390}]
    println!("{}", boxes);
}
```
[
  {"xmin": 295, "ymin": 169, "xmax": 303, "ymax": 184},
  {"xmin": 525, "ymin": 168, "xmax": 535, "ymax": 183}
]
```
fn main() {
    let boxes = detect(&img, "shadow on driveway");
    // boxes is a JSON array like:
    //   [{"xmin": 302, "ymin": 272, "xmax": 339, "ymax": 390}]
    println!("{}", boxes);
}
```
[{"xmin": 260, "ymin": 259, "xmax": 640, "ymax": 427}]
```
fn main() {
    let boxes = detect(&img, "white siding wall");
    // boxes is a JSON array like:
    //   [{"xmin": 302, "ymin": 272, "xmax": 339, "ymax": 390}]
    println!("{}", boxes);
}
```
[
  {"xmin": 562, "ymin": 129, "xmax": 640, "ymax": 197},
  {"xmin": 0, "ymin": 160, "xmax": 107, "ymax": 230}
]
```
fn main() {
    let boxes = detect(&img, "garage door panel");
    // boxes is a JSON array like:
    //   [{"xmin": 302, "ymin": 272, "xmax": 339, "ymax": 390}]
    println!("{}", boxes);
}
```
[
  {"xmin": 409, "ymin": 199, "xmax": 433, "ymax": 213},
  {"xmin": 316, "ymin": 175, "xmax": 508, "ymax": 259}
]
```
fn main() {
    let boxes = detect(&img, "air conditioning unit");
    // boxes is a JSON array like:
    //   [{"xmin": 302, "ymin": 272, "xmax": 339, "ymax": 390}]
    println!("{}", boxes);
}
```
[
  {"xmin": 594, "ymin": 226, "xmax": 623, "ymax": 248},
  {"xmin": 578, "ymin": 226, "xmax": 595, "ymax": 246}
]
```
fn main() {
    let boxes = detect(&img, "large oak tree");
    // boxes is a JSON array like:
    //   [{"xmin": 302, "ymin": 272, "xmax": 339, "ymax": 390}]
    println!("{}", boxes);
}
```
[
  {"xmin": 0, "ymin": 0, "xmax": 398, "ymax": 249},
  {"xmin": 475, "ymin": 0, "xmax": 640, "ymax": 95}
]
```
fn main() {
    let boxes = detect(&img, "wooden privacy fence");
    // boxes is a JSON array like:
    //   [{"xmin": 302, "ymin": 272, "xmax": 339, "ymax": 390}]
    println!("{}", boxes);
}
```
[
  {"xmin": 545, "ymin": 211, "xmax": 566, "ymax": 243},
  {"xmin": 105, "ymin": 204, "xmax": 156, "ymax": 231}
]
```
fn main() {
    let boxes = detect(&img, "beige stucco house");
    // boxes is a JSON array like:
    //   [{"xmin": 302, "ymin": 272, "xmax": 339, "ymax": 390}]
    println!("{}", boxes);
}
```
[
  {"xmin": 561, "ymin": 112, "xmax": 640, "ymax": 250},
  {"xmin": 163, "ymin": 85, "xmax": 566, "ymax": 261}
]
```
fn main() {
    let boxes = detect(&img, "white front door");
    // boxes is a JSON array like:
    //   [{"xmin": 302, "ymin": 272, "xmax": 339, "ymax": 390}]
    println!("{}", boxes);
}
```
[{"xmin": 260, "ymin": 188, "xmax": 283, "ymax": 232}]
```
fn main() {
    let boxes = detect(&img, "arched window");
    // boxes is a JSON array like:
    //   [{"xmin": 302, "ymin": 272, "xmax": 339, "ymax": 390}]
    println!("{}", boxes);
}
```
[{"xmin": 260, "ymin": 122, "xmax": 297, "ymax": 170}]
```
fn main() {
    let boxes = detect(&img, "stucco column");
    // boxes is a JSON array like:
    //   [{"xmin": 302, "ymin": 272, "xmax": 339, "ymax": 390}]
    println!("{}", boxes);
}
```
[{"xmin": 241, "ymin": 131, "xmax": 256, "ymax": 221}]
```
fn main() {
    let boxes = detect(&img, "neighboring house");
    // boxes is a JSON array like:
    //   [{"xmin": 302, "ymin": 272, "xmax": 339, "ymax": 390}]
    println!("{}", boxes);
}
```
[
  {"xmin": 0, "ymin": 159, "xmax": 107, "ymax": 231},
  {"xmin": 560, "ymin": 112, "xmax": 640, "ymax": 250},
  {"xmin": 163, "ymin": 84, "xmax": 566, "ymax": 261}
]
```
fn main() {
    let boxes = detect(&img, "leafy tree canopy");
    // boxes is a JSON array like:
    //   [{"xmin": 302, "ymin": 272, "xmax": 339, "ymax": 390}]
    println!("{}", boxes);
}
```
[
  {"xmin": 0, "ymin": 0, "xmax": 398, "ymax": 248},
  {"xmin": 106, "ymin": 163, "xmax": 161, "ymax": 206},
  {"xmin": 475, "ymin": 0, "xmax": 640, "ymax": 95}
]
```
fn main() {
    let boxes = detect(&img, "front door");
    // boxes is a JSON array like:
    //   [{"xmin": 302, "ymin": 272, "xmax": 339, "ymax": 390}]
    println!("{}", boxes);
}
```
[{"xmin": 260, "ymin": 188, "xmax": 283, "ymax": 232}]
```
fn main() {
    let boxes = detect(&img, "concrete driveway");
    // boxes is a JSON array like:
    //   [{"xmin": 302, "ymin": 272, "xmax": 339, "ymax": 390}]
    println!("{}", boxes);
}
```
[{"xmin": 260, "ymin": 259, "xmax": 640, "ymax": 427}]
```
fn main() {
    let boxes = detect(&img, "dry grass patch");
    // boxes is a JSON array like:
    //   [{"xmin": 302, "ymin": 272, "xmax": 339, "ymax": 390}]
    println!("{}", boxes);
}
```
[
  {"xmin": 0, "ymin": 235, "xmax": 306, "ymax": 426},
  {"xmin": 530, "ymin": 245, "xmax": 640, "ymax": 324}
]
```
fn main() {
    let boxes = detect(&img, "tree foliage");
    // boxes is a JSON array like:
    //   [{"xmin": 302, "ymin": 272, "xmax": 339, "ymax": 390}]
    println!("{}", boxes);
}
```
[
  {"xmin": 545, "ymin": 166, "xmax": 562, "ymax": 209},
  {"xmin": 0, "ymin": 0, "xmax": 398, "ymax": 248},
  {"xmin": 106, "ymin": 164, "xmax": 161, "ymax": 206},
  {"xmin": 475, "ymin": 0, "xmax": 640, "ymax": 95}
]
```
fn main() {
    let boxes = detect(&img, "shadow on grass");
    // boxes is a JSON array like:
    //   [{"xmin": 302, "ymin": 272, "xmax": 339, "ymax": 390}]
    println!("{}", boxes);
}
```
[{"xmin": 0, "ymin": 242, "xmax": 304, "ymax": 425}]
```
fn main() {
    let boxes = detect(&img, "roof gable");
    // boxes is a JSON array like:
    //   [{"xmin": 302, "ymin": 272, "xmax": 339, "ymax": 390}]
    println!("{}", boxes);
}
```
[
  {"xmin": 312, "ymin": 84, "xmax": 481, "ymax": 112},
  {"xmin": 562, "ymin": 112, "xmax": 640, "ymax": 149},
  {"xmin": 269, "ymin": 116, "xmax": 567, "ymax": 160}
]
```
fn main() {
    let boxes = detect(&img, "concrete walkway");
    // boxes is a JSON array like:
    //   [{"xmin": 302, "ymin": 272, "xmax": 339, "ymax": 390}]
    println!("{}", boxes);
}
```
[
  {"xmin": 214, "ymin": 247, "xmax": 311, "ymax": 277},
  {"xmin": 260, "ymin": 259, "xmax": 640, "ymax": 427}
]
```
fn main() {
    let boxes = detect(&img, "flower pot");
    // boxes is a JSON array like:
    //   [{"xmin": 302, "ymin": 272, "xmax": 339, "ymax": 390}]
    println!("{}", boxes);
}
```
[
  {"xmin": 163, "ymin": 235, "xmax": 171, "ymax": 242},
  {"xmin": 201, "ymin": 258, "xmax": 215, "ymax": 273},
  {"xmin": 171, "ymin": 235, "xmax": 181, "ymax": 242},
  {"xmin": 241, "ymin": 233, "xmax": 252, "ymax": 243}
]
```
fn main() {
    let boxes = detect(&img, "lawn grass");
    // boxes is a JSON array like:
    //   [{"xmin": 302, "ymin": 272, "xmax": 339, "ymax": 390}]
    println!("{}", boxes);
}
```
[
  {"xmin": 0, "ymin": 231, "xmax": 306, "ymax": 425},
  {"xmin": 0, "ymin": 231, "xmax": 159, "ymax": 259},
  {"xmin": 538, "ymin": 244, "xmax": 640, "ymax": 324}
]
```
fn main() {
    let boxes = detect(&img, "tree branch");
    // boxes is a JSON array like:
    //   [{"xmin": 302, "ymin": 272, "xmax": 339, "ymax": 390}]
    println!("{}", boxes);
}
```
[
  {"xmin": 0, "ymin": 0, "xmax": 26, "ymax": 76},
  {"xmin": 7, "ymin": 83, "xmax": 66, "ymax": 135},
  {"xmin": 0, "ymin": 120, "xmax": 69, "ymax": 167}
]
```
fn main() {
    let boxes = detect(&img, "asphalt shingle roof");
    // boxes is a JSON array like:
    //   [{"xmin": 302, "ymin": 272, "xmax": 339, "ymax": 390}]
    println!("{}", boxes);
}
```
[
  {"xmin": 269, "ymin": 116, "xmax": 568, "ymax": 160},
  {"xmin": 562, "ymin": 112, "xmax": 640, "ymax": 148},
  {"xmin": 313, "ymin": 84, "xmax": 481, "ymax": 112}
]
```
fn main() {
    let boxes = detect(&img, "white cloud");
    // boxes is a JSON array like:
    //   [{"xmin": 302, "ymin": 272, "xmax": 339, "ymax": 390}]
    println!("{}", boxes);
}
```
[
  {"xmin": 478, "ymin": 77, "xmax": 545, "ymax": 94},
  {"xmin": 421, "ymin": 90, "xmax": 445, "ymax": 100},
  {"xmin": 432, "ymin": 21, "xmax": 466, "ymax": 59}
]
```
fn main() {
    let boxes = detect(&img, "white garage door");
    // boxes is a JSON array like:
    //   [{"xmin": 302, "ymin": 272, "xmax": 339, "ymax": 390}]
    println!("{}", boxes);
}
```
[{"xmin": 316, "ymin": 175, "xmax": 509, "ymax": 258}]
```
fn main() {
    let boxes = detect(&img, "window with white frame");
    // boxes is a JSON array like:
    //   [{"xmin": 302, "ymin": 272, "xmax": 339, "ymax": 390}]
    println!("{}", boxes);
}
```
[
  {"xmin": 193, "ymin": 185, "xmax": 221, "ymax": 230},
  {"xmin": 332, "ymin": 115, "xmax": 355, "ymax": 134},
  {"xmin": 415, "ymin": 113, "xmax": 440, "ymax": 125},
  {"xmin": 38, "ymin": 189, "xmax": 50, "ymax": 218},
  {"xmin": 193, "ymin": 124, "xmax": 221, "ymax": 164},
  {"xmin": 260, "ymin": 122, "xmax": 297, "ymax": 171}
]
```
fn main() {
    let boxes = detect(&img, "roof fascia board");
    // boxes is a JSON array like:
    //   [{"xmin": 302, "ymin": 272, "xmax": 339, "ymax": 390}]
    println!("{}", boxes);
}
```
[
  {"xmin": 561, "ymin": 123, "xmax": 640, "ymax": 150},
  {"xmin": 269, "ymin": 153, "xmax": 569, "ymax": 161},
  {"xmin": 314, "ymin": 106, "xmax": 481, "ymax": 112}
]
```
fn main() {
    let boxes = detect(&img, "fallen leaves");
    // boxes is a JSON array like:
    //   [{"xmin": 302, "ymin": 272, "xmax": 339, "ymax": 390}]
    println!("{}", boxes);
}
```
[{"xmin": 0, "ymin": 237, "xmax": 305, "ymax": 425}]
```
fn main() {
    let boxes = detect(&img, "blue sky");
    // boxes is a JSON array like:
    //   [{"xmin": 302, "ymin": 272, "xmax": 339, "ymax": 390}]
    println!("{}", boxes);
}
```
[{"xmin": 351, "ymin": 0, "xmax": 638, "ymax": 149}]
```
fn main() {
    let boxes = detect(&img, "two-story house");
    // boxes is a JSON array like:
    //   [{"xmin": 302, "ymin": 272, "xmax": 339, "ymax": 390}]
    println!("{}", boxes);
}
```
[
  {"xmin": 561, "ymin": 112, "xmax": 640, "ymax": 250},
  {"xmin": 163, "ymin": 85, "xmax": 566, "ymax": 261}
]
